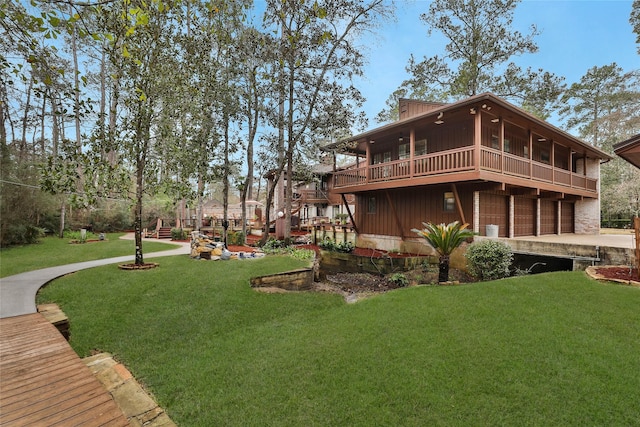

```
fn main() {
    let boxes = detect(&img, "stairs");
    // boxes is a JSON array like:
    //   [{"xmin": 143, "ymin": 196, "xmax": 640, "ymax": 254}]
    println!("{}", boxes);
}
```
[{"xmin": 158, "ymin": 227, "xmax": 172, "ymax": 239}]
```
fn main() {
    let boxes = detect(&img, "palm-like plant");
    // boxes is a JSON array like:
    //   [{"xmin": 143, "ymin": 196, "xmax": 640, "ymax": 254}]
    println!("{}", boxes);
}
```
[{"xmin": 412, "ymin": 221, "xmax": 475, "ymax": 282}]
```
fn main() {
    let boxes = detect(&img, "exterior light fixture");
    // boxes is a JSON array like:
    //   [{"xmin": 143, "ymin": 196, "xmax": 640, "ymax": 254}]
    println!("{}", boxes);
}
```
[{"xmin": 491, "ymin": 118, "xmax": 500, "ymax": 123}]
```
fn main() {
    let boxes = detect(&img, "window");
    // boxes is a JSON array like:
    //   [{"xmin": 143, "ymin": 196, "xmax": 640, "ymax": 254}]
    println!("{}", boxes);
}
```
[
  {"xmin": 540, "ymin": 150, "xmax": 550, "ymax": 164},
  {"xmin": 372, "ymin": 151, "xmax": 391, "ymax": 164},
  {"xmin": 444, "ymin": 192, "xmax": 455, "ymax": 212},
  {"xmin": 491, "ymin": 134, "xmax": 500, "ymax": 150},
  {"xmin": 523, "ymin": 145, "xmax": 529, "ymax": 159},
  {"xmin": 399, "ymin": 143, "xmax": 410, "ymax": 160},
  {"xmin": 415, "ymin": 139, "xmax": 427, "ymax": 156},
  {"xmin": 504, "ymin": 138, "xmax": 510, "ymax": 153},
  {"xmin": 368, "ymin": 196, "xmax": 376, "ymax": 214}
]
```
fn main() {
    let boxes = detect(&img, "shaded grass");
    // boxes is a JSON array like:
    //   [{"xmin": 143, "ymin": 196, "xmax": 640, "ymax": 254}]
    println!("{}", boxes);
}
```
[
  {"xmin": 0, "ymin": 233, "xmax": 180, "ymax": 277},
  {"xmin": 37, "ymin": 263, "xmax": 640, "ymax": 426}
]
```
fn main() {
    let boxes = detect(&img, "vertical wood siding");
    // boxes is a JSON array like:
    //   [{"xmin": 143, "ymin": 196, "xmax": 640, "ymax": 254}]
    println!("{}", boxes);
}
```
[{"xmin": 356, "ymin": 185, "xmax": 473, "ymax": 237}]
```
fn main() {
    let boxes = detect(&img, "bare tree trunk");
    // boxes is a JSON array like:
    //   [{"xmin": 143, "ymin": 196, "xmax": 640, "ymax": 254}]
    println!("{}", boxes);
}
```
[
  {"xmin": 39, "ymin": 95, "xmax": 46, "ymax": 156},
  {"xmin": 59, "ymin": 201, "xmax": 65, "ymax": 239},
  {"xmin": 223, "ymin": 111, "xmax": 230, "ymax": 247},
  {"xmin": 20, "ymin": 75, "xmax": 33, "ymax": 163},
  {"xmin": 51, "ymin": 95, "xmax": 59, "ymax": 158},
  {"xmin": 0, "ymin": 83, "xmax": 7, "ymax": 150}
]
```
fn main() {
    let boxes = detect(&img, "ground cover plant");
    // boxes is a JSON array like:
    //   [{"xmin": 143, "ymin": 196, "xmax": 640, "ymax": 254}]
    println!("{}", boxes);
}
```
[
  {"xmin": 0, "ymin": 233, "xmax": 179, "ymax": 277},
  {"xmin": 37, "ymin": 259, "xmax": 640, "ymax": 426}
]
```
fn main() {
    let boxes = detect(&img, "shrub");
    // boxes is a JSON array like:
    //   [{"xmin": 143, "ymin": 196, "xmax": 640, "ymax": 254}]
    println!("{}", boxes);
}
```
[
  {"xmin": 319, "ymin": 238, "xmax": 354, "ymax": 253},
  {"xmin": 171, "ymin": 228, "xmax": 188, "ymax": 240},
  {"xmin": 65, "ymin": 229, "xmax": 98, "ymax": 243},
  {"xmin": 261, "ymin": 238, "xmax": 287, "ymax": 253},
  {"xmin": 1, "ymin": 224, "xmax": 44, "ymax": 247},
  {"xmin": 465, "ymin": 239, "xmax": 513, "ymax": 281},
  {"xmin": 288, "ymin": 247, "xmax": 315, "ymax": 261},
  {"xmin": 389, "ymin": 273, "xmax": 409, "ymax": 287},
  {"xmin": 227, "ymin": 231, "xmax": 245, "ymax": 246}
]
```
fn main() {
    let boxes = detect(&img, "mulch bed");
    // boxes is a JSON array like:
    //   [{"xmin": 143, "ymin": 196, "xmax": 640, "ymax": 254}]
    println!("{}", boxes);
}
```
[{"xmin": 592, "ymin": 266, "xmax": 639, "ymax": 283}]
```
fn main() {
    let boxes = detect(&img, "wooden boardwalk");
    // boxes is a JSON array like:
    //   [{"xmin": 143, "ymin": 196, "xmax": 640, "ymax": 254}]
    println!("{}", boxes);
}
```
[{"xmin": 0, "ymin": 313, "xmax": 129, "ymax": 426}]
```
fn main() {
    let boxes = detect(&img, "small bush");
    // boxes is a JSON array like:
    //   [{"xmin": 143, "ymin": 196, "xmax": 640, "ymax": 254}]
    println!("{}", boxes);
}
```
[
  {"xmin": 1, "ymin": 224, "xmax": 45, "ymax": 247},
  {"xmin": 65, "ymin": 229, "xmax": 99, "ymax": 243},
  {"xmin": 171, "ymin": 228, "xmax": 188, "ymax": 240},
  {"xmin": 465, "ymin": 239, "xmax": 513, "ymax": 281},
  {"xmin": 389, "ymin": 273, "xmax": 409, "ymax": 287},
  {"xmin": 319, "ymin": 238, "xmax": 354, "ymax": 253},
  {"xmin": 227, "ymin": 231, "xmax": 245, "ymax": 246},
  {"xmin": 288, "ymin": 247, "xmax": 315, "ymax": 261},
  {"xmin": 261, "ymin": 238, "xmax": 287, "ymax": 253}
]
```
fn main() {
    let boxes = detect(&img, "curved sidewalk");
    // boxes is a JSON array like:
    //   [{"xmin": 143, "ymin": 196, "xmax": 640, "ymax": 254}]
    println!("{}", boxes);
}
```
[{"xmin": 0, "ymin": 237, "xmax": 190, "ymax": 319}]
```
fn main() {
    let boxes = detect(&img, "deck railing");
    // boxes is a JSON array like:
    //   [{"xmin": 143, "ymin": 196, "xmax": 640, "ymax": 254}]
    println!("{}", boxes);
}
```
[
  {"xmin": 297, "ymin": 189, "xmax": 329, "ymax": 203},
  {"xmin": 333, "ymin": 146, "xmax": 597, "ymax": 193}
]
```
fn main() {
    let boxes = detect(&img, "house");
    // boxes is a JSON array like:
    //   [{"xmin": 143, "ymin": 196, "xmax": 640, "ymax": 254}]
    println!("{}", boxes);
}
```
[
  {"xmin": 324, "ymin": 93, "xmax": 612, "ymax": 252},
  {"xmin": 267, "ymin": 157, "xmax": 356, "ymax": 229},
  {"xmin": 613, "ymin": 134, "xmax": 640, "ymax": 169}
]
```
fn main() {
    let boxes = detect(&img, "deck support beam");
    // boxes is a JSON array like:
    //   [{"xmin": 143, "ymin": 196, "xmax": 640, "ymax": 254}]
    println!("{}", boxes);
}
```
[
  {"xmin": 341, "ymin": 194, "xmax": 358, "ymax": 235},
  {"xmin": 451, "ymin": 184, "xmax": 466, "ymax": 224}
]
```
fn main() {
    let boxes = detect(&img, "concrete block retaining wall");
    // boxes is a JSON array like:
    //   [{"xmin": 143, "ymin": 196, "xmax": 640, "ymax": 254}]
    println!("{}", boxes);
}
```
[
  {"xmin": 250, "ymin": 268, "xmax": 314, "ymax": 291},
  {"xmin": 318, "ymin": 250, "xmax": 434, "ymax": 277}
]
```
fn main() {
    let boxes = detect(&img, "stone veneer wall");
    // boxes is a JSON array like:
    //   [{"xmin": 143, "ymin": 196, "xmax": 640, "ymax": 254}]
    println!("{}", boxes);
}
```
[{"xmin": 575, "ymin": 157, "xmax": 601, "ymax": 234}]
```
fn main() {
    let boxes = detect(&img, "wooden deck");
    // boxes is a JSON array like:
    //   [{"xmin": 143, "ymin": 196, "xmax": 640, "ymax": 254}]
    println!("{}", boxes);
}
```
[
  {"xmin": 332, "ymin": 146, "xmax": 598, "ymax": 196},
  {"xmin": 0, "ymin": 313, "xmax": 129, "ymax": 426}
]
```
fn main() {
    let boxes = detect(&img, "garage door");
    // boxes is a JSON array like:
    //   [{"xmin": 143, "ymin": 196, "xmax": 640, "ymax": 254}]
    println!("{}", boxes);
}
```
[
  {"xmin": 480, "ymin": 193, "xmax": 508, "ymax": 237},
  {"xmin": 514, "ymin": 196, "xmax": 536, "ymax": 237},
  {"xmin": 540, "ymin": 199, "xmax": 556, "ymax": 235}
]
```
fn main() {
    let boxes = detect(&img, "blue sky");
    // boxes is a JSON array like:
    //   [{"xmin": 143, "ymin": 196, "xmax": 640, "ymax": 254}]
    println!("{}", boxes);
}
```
[{"xmin": 354, "ymin": 0, "xmax": 639, "ymax": 128}]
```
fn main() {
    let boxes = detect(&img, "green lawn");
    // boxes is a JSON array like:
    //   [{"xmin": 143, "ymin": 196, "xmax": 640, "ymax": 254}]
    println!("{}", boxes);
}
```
[
  {"xmin": 0, "ymin": 233, "xmax": 180, "ymax": 277},
  {"xmin": 36, "ymin": 256, "xmax": 640, "ymax": 426}
]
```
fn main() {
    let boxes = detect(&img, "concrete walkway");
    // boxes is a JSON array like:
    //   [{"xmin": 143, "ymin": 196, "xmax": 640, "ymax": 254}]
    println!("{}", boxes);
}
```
[
  {"xmin": 511, "ymin": 232, "xmax": 635, "ymax": 249},
  {"xmin": 0, "ymin": 236, "xmax": 190, "ymax": 319}
]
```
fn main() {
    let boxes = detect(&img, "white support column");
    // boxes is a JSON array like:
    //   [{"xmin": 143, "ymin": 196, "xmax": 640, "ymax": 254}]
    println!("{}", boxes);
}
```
[
  {"xmin": 536, "ymin": 198, "xmax": 541, "ymax": 236},
  {"xmin": 473, "ymin": 191, "xmax": 480, "ymax": 234},
  {"xmin": 557, "ymin": 201, "xmax": 562, "ymax": 235},
  {"xmin": 509, "ymin": 195, "xmax": 515, "ymax": 238}
]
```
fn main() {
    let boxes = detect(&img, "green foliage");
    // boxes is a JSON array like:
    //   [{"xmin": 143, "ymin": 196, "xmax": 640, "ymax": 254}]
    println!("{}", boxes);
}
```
[
  {"xmin": 170, "ymin": 228, "xmax": 188, "ymax": 240},
  {"xmin": 261, "ymin": 238, "xmax": 287, "ymax": 253},
  {"xmin": 389, "ymin": 273, "xmax": 409, "ymax": 287},
  {"xmin": 601, "ymin": 218, "xmax": 633, "ymax": 229},
  {"xmin": 380, "ymin": 0, "xmax": 563, "ymax": 120},
  {"xmin": 287, "ymin": 247, "xmax": 316, "ymax": 261},
  {"xmin": 65, "ymin": 229, "xmax": 98, "ymax": 243},
  {"xmin": 413, "ymin": 221, "xmax": 475, "ymax": 282},
  {"xmin": 227, "ymin": 230, "xmax": 245, "ymax": 246},
  {"xmin": 37, "ymin": 266, "xmax": 640, "ymax": 426},
  {"xmin": 318, "ymin": 238, "xmax": 355, "ymax": 253},
  {"xmin": 0, "ymin": 225, "xmax": 44, "ymax": 248},
  {"xmin": 87, "ymin": 206, "xmax": 132, "ymax": 232},
  {"xmin": 0, "ymin": 233, "xmax": 179, "ymax": 278},
  {"xmin": 260, "ymin": 238, "xmax": 315, "ymax": 261},
  {"xmin": 465, "ymin": 239, "xmax": 514, "ymax": 281},
  {"xmin": 412, "ymin": 221, "xmax": 475, "ymax": 257}
]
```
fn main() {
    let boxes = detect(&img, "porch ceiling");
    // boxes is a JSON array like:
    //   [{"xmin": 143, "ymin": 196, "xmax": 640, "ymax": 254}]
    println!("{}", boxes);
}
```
[{"xmin": 614, "ymin": 134, "xmax": 640, "ymax": 169}]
